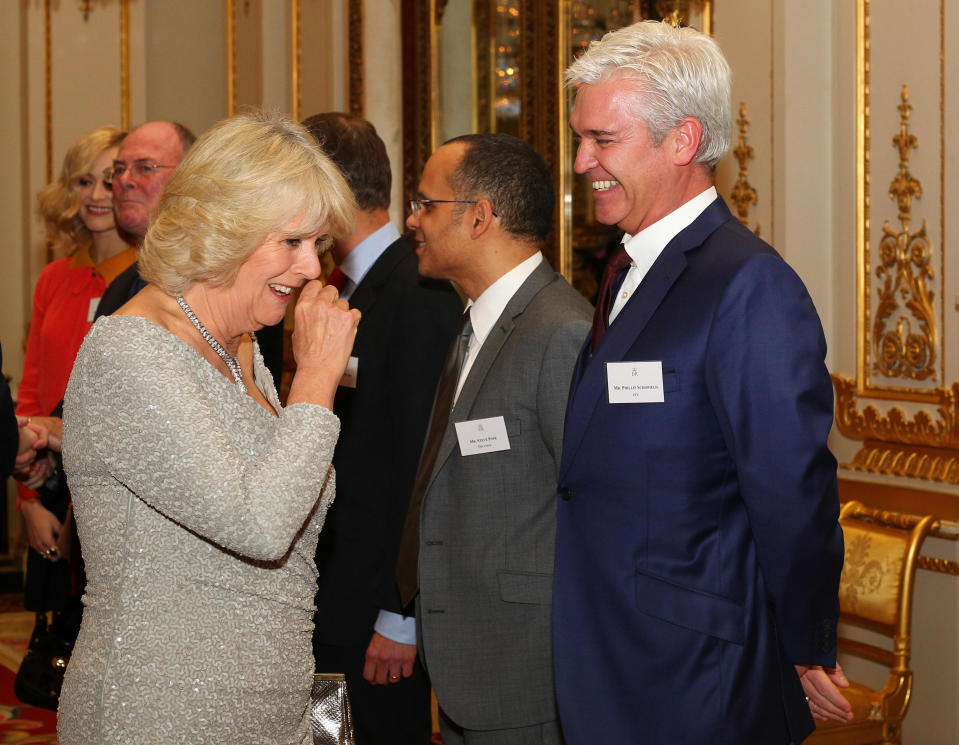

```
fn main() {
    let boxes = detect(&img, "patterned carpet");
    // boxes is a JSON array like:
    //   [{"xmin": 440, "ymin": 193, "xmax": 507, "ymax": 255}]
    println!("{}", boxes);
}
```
[{"xmin": 0, "ymin": 596, "xmax": 58, "ymax": 743}]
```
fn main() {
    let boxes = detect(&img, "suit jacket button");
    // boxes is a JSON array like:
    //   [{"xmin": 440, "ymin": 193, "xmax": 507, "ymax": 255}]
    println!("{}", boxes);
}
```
[{"xmin": 559, "ymin": 487, "xmax": 573, "ymax": 501}]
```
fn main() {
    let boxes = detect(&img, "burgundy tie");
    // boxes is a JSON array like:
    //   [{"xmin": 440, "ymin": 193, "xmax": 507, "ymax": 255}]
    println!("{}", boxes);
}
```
[
  {"xmin": 325, "ymin": 267, "xmax": 348, "ymax": 291},
  {"xmin": 590, "ymin": 243, "xmax": 632, "ymax": 352}
]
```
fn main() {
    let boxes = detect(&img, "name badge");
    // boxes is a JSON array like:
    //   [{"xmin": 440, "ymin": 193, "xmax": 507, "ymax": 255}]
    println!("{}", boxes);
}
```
[
  {"xmin": 339, "ymin": 356, "xmax": 358, "ymax": 388},
  {"xmin": 88, "ymin": 297, "xmax": 102, "ymax": 322},
  {"xmin": 606, "ymin": 361, "xmax": 664, "ymax": 404},
  {"xmin": 454, "ymin": 415, "xmax": 510, "ymax": 456}
]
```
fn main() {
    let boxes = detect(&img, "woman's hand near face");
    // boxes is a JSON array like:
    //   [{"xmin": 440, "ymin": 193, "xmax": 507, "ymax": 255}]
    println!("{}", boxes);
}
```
[{"xmin": 286, "ymin": 281, "xmax": 361, "ymax": 410}]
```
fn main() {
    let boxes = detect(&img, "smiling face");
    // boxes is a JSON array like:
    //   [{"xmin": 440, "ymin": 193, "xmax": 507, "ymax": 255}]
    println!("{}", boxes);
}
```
[
  {"xmin": 227, "ymin": 219, "xmax": 328, "ymax": 331},
  {"xmin": 112, "ymin": 122, "xmax": 185, "ymax": 238},
  {"xmin": 570, "ymin": 76, "xmax": 676, "ymax": 235},
  {"xmin": 77, "ymin": 146, "xmax": 119, "ymax": 235},
  {"xmin": 405, "ymin": 143, "xmax": 473, "ymax": 285}
]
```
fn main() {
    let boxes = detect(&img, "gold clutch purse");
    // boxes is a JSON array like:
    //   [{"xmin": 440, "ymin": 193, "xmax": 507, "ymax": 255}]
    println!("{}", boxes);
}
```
[{"xmin": 311, "ymin": 673, "xmax": 356, "ymax": 745}]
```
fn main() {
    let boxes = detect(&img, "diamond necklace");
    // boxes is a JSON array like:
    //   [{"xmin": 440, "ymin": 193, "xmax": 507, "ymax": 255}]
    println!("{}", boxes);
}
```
[{"xmin": 176, "ymin": 295, "xmax": 247, "ymax": 395}]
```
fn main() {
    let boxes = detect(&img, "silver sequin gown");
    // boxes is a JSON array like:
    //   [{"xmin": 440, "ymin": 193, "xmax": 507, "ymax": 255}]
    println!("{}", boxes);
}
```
[{"xmin": 58, "ymin": 316, "xmax": 339, "ymax": 745}]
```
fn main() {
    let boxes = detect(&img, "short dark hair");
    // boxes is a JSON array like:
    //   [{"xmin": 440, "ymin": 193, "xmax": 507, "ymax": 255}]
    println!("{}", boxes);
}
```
[
  {"xmin": 301, "ymin": 112, "xmax": 391, "ymax": 211},
  {"xmin": 171, "ymin": 121, "xmax": 197, "ymax": 152},
  {"xmin": 444, "ymin": 133, "xmax": 554, "ymax": 244}
]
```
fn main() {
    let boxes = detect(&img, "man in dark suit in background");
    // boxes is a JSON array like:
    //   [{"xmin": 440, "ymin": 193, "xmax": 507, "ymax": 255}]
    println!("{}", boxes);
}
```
[
  {"xmin": 304, "ymin": 112, "xmax": 462, "ymax": 745},
  {"xmin": 395, "ymin": 133, "xmax": 592, "ymax": 745},
  {"xmin": 552, "ymin": 20, "xmax": 852, "ymax": 745}
]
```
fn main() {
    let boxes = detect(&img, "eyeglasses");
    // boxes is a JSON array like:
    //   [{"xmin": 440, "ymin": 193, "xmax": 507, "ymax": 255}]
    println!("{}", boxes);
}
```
[
  {"xmin": 408, "ymin": 199, "xmax": 500, "ymax": 217},
  {"xmin": 103, "ymin": 160, "xmax": 177, "ymax": 186}
]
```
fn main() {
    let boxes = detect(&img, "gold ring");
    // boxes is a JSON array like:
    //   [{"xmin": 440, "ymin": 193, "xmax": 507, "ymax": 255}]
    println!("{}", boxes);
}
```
[{"xmin": 389, "ymin": 674, "xmax": 400, "ymax": 680}]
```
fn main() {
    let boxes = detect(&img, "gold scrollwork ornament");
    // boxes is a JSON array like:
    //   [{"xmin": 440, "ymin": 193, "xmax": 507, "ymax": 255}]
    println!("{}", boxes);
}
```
[
  {"xmin": 872, "ymin": 85, "xmax": 937, "ymax": 382},
  {"xmin": 729, "ymin": 101, "xmax": 760, "ymax": 236}
]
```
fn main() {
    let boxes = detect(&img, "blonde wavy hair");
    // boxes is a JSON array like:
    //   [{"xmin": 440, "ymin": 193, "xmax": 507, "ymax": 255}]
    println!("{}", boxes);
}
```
[
  {"xmin": 36, "ymin": 125, "xmax": 125, "ymax": 256},
  {"xmin": 140, "ymin": 111, "xmax": 356, "ymax": 296}
]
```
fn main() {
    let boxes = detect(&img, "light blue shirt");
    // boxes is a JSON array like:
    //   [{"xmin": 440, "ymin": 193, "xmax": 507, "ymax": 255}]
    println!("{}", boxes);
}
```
[{"xmin": 336, "ymin": 221, "xmax": 402, "ymax": 301}]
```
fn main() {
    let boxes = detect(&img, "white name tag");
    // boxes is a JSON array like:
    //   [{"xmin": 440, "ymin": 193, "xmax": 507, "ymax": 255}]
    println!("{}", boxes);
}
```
[
  {"xmin": 88, "ymin": 297, "xmax": 102, "ymax": 322},
  {"xmin": 454, "ymin": 415, "xmax": 511, "ymax": 456},
  {"xmin": 339, "ymin": 356, "xmax": 358, "ymax": 388},
  {"xmin": 606, "ymin": 361, "xmax": 664, "ymax": 404}
]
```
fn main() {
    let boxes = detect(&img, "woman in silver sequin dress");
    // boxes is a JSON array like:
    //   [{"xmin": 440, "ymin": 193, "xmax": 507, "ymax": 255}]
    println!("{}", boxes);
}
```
[{"xmin": 58, "ymin": 112, "xmax": 359, "ymax": 745}]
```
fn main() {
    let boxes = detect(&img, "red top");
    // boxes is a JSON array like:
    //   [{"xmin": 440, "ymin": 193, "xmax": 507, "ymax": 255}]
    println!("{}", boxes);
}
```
[{"xmin": 16, "ymin": 243, "xmax": 137, "ymax": 504}]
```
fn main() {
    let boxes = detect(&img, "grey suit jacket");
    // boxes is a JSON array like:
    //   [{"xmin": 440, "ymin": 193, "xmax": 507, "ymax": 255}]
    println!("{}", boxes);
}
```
[{"xmin": 414, "ymin": 260, "xmax": 592, "ymax": 731}]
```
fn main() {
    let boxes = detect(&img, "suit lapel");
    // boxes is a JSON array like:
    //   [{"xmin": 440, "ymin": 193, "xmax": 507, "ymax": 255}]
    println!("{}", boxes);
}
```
[
  {"xmin": 345, "ymin": 237, "xmax": 408, "ymax": 316},
  {"xmin": 427, "ymin": 260, "xmax": 556, "ymax": 487},
  {"xmin": 560, "ymin": 198, "xmax": 733, "ymax": 477}
]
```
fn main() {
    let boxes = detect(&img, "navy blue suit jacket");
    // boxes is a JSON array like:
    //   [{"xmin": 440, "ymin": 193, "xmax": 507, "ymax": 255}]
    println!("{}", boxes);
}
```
[{"xmin": 552, "ymin": 197, "xmax": 843, "ymax": 745}]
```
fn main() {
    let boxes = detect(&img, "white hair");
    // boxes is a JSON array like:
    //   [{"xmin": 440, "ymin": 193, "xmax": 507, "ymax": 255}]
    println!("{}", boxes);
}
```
[{"xmin": 565, "ymin": 20, "xmax": 731, "ymax": 168}]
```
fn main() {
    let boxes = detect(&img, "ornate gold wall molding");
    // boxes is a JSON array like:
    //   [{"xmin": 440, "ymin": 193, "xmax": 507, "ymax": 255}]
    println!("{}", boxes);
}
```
[
  {"xmin": 291, "ymin": 0, "xmax": 301, "ymax": 121},
  {"xmin": 841, "ymin": 0, "xmax": 954, "ymax": 484},
  {"xmin": 833, "ymin": 374, "xmax": 959, "ymax": 484},
  {"xmin": 729, "ymin": 101, "xmax": 759, "ymax": 237},
  {"xmin": 119, "ymin": 0, "xmax": 130, "ymax": 130},
  {"xmin": 227, "ymin": 0, "xmax": 237, "ymax": 115},
  {"xmin": 872, "ymin": 86, "xmax": 937, "ymax": 382},
  {"xmin": 44, "ymin": 0, "xmax": 52, "ymax": 183},
  {"xmin": 348, "ymin": 0, "xmax": 364, "ymax": 117},
  {"xmin": 857, "ymin": 0, "xmax": 945, "ymax": 399}
]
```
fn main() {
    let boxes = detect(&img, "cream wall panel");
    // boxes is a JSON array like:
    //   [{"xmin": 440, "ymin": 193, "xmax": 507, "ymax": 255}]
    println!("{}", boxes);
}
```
[
  {"xmin": 363, "ymin": 0, "xmax": 404, "ymax": 227},
  {"xmin": 299, "ymin": 0, "xmax": 348, "ymax": 120},
  {"xmin": 776, "ymin": 0, "xmax": 834, "ymax": 358},
  {"xmin": 261, "ymin": 0, "xmax": 292, "ymax": 113},
  {"xmin": 144, "ymin": 0, "xmax": 226, "ymax": 134},
  {"xmin": 233, "ymin": 0, "xmax": 265, "ymax": 111},
  {"xmin": 712, "ymin": 0, "xmax": 773, "ymax": 245},
  {"xmin": 49, "ymin": 4, "xmax": 124, "ymax": 160},
  {"xmin": 1, "ymin": 2, "xmax": 31, "ymax": 391}
]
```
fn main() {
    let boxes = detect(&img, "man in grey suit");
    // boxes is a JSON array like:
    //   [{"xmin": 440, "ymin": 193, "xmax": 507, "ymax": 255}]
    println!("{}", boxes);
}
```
[{"xmin": 395, "ymin": 133, "xmax": 592, "ymax": 745}]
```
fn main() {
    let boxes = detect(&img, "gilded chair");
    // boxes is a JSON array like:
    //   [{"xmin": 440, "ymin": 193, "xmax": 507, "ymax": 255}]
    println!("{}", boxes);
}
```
[{"xmin": 807, "ymin": 500, "xmax": 937, "ymax": 745}]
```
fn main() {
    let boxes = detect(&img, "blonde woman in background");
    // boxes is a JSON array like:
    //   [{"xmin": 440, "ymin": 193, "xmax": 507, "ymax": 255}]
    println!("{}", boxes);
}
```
[
  {"xmin": 14, "ymin": 126, "xmax": 136, "ymax": 649},
  {"xmin": 59, "ymin": 112, "xmax": 359, "ymax": 744}
]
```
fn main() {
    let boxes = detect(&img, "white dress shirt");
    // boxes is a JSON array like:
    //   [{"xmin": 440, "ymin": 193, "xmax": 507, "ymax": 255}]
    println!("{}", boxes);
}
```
[
  {"xmin": 608, "ymin": 186, "xmax": 718, "ymax": 324},
  {"xmin": 454, "ymin": 251, "xmax": 544, "ymax": 403}
]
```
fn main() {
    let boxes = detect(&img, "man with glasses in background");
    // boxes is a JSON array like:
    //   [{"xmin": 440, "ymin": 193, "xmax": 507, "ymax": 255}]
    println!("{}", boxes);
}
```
[
  {"xmin": 95, "ymin": 121, "xmax": 194, "ymax": 317},
  {"xmin": 95, "ymin": 121, "xmax": 285, "ymax": 385}
]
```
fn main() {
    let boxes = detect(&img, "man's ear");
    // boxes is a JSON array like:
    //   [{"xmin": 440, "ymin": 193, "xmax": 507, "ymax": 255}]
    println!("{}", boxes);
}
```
[
  {"xmin": 470, "ymin": 199, "xmax": 496, "ymax": 239},
  {"xmin": 672, "ymin": 117, "xmax": 703, "ymax": 167}
]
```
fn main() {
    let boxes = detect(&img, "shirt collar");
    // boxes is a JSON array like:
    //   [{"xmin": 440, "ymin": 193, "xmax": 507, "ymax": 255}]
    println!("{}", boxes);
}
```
[
  {"xmin": 68, "ymin": 243, "xmax": 137, "ymax": 286},
  {"xmin": 338, "ymin": 221, "xmax": 401, "ymax": 286},
  {"xmin": 622, "ymin": 186, "xmax": 717, "ymax": 268},
  {"xmin": 466, "ymin": 251, "xmax": 543, "ymax": 348}
]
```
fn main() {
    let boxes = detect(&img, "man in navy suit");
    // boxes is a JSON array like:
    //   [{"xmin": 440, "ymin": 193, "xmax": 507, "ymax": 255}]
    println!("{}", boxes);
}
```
[{"xmin": 552, "ymin": 21, "xmax": 852, "ymax": 745}]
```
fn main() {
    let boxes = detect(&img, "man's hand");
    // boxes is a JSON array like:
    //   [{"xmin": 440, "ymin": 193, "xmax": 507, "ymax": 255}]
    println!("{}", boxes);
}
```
[
  {"xmin": 795, "ymin": 664, "xmax": 854, "ymax": 722},
  {"xmin": 363, "ymin": 631, "xmax": 417, "ymax": 685}
]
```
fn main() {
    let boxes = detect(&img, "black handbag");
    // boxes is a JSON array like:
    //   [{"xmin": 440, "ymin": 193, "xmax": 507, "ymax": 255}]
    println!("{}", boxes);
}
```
[{"xmin": 13, "ymin": 611, "xmax": 73, "ymax": 710}]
